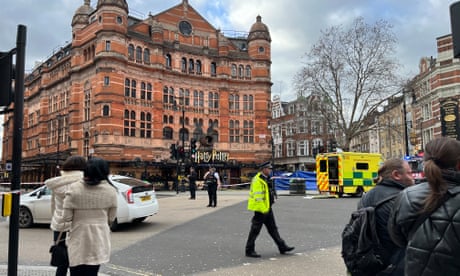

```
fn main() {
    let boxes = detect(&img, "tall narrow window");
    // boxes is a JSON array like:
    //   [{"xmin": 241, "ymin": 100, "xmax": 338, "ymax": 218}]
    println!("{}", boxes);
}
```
[
  {"xmin": 165, "ymin": 54, "xmax": 172, "ymax": 69},
  {"xmin": 136, "ymin": 46, "xmax": 142, "ymax": 63},
  {"xmin": 84, "ymin": 84, "xmax": 91, "ymax": 122},
  {"xmin": 243, "ymin": 120, "xmax": 254, "ymax": 143},
  {"xmin": 102, "ymin": 105, "xmax": 110, "ymax": 116},
  {"xmin": 230, "ymin": 120, "xmax": 240, "ymax": 143},
  {"xmin": 181, "ymin": 58, "xmax": 187, "ymax": 73},
  {"xmin": 146, "ymin": 83, "xmax": 152, "ymax": 100},
  {"xmin": 131, "ymin": 80, "xmax": 137, "ymax": 98},
  {"xmin": 238, "ymin": 65, "xmax": 244, "ymax": 78},
  {"xmin": 143, "ymin": 48, "xmax": 150, "ymax": 64},
  {"xmin": 125, "ymin": 78, "xmax": 130, "ymax": 97},
  {"xmin": 105, "ymin": 40, "xmax": 111, "ymax": 51},
  {"xmin": 211, "ymin": 62, "xmax": 217, "ymax": 76},
  {"xmin": 196, "ymin": 60, "xmax": 202, "ymax": 74},
  {"xmin": 245, "ymin": 65, "xmax": 251, "ymax": 79},
  {"xmin": 141, "ymin": 82, "xmax": 146, "ymax": 100},
  {"xmin": 128, "ymin": 44, "xmax": 134, "ymax": 60},
  {"xmin": 231, "ymin": 64, "xmax": 237, "ymax": 77}
]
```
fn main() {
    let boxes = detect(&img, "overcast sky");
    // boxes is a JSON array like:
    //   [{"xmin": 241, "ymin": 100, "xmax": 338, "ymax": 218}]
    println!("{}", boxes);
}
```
[{"xmin": 0, "ymin": 0, "xmax": 459, "ymax": 101}]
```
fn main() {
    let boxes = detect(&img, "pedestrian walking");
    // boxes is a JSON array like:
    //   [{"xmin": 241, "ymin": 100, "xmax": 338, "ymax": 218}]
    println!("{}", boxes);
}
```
[
  {"xmin": 388, "ymin": 137, "xmax": 460, "ymax": 275},
  {"xmin": 245, "ymin": 161, "xmax": 294, "ymax": 258},
  {"xmin": 187, "ymin": 167, "xmax": 197, "ymax": 199},
  {"xmin": 45, "ymin": 155, "xmax": 87, "ymax": 276},
  {"xmin": 203, "ymin": 167, "xmax": 221, "ymax": 207},
  {"xmin": 55, "ymin": 157, "xmax": 118, "ymax": 276},
  {"xmin": 353, "ymin": 158, "xmax": 414, "ymax": 275}
]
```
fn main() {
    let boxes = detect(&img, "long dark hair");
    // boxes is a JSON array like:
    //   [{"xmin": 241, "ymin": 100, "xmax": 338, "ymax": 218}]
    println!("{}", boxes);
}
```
[
  {"xmin": 84, "ymin": 157, "xmax": 110, "ymax": 186},
  {"xmin": 423, "ymin": 137, "xmax": 460, "ymax": 212}
]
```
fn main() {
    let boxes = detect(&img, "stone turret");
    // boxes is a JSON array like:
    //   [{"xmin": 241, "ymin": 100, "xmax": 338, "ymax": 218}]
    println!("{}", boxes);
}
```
[
  {"xmin": 248, "ymin": 15, "xmax": 271, "ymax": 42},
  {"xmin": 72, "ymin": 0, "xmax": 94, "ymax": 29},
  {"xmin": 96, "ymin": 0, "xmax": 128, "ymax": 13}
]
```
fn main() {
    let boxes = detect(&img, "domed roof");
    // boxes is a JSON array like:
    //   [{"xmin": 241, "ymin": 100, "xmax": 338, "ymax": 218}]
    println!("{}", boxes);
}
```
[
  {"xmin": 97, "ymin": 0, "xmax": 128, "ymax": 13},
  {"xmin": 72, "ymin": 0, "xmax": 94, "ymax": 26},
  {"xmin": 248, "ymin": 15, "xmax": 271, "ymax": 42}
]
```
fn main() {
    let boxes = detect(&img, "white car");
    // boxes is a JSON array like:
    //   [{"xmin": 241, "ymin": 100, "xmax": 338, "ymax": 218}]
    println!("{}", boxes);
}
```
[{"xmin": 18, "ymin": 175, "xmax": 159, "ymax": 230}]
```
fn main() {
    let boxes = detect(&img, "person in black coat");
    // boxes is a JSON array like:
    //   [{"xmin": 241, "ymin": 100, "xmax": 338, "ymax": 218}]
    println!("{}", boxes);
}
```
[
  {"xmin": 358, "ymin": 158, "xmax": 414, "ymax": 275},
  {"xmin": 388, "ymin": 137, "xmax": 460, "ymax": 276},
  {"xmin": 187, "ymin": 167, "xmax": 197, "ymax": 199}
]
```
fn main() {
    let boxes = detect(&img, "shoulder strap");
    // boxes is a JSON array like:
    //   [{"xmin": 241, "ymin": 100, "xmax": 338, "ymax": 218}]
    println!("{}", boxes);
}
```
[
  {"xmin": 408, "ymin": 191, "xmax": 451, "ymax": 238},
  {"xmin": 374, "ymin": 193, "xmax": 399, "ymax": 208}
]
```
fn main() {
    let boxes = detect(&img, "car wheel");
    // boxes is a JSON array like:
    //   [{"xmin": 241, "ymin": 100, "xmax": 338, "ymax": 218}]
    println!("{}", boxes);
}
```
[
  {"xmin": 110, "ymin": 218, "xmax": 118, "ymax": 232},
  {"xmin": 19, "ymin": 206, "xmax": 33, "ymax": 228}
]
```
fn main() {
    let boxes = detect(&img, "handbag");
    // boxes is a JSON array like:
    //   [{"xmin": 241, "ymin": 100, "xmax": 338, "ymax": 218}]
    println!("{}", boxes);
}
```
[{"xmin": 49, "ymin": 231, "xmax": 69, "ymax": 267}]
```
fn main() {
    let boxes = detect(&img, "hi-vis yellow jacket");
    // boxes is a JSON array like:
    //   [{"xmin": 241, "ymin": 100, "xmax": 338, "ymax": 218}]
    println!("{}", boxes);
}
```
[{"xmin": 247, "ymin": 172, "xmax": 270, "ymax": 214}]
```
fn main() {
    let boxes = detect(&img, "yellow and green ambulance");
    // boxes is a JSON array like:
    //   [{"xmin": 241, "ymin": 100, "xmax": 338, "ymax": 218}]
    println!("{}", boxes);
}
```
[{"xmin": 316, "ymin": 152, "xmax": 383, "ymax": 197}]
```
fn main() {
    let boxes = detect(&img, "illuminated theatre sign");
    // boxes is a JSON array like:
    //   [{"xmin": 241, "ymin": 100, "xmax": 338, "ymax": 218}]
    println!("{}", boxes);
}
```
[{"xmin": 193, "ymin": 150, "xmax": 229, "ymax": 163}]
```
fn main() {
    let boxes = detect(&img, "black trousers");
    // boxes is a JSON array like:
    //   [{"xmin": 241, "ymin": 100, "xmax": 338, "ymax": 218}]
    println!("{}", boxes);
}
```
[
  {"xmin": 189, "ymin": 181, "xmax": 196, "ymax": 199},
  {"xmin": 69, "ymin": 264, "xmax": 100, "ymax": 276},
  {"xmin": 245, "ymin": 209, "xmax": 286, "ymax": 252},
  {"xmin": 53, "ymin": 231, "xmax": 68, "ymax": 276},
  {"xmin": 207, "ymin": 183, "xmax": 217, "ymax": 206}
]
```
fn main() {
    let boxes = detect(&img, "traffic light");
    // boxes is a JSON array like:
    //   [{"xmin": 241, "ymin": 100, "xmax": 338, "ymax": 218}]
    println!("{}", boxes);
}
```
[
  {"xmin": 178, "ymin": 146, "xmax": 185, "ymax": 159},
  {"xmin": 190, "ymin": 138, "xmax": 197, "ymax": 157},
  {"xmin": 0, "ymin": 51, "xmax": 14, "ymax": 107},
  {"xmin": 170, "ymin": 144, "xmax": 177, "ymax": 159},
  {"xmin": 331, "ymin": 140, "xmax": 337, "ymax": 152}
]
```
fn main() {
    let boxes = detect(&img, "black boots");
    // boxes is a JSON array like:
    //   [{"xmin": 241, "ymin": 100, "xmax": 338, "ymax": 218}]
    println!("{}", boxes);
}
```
[
  {"xmin": 245, "ymin": 250, "xmax": 261, "ymax": 258},
  {"xmin": 279, "ymin": 245, "xmax": 295, "ymax": 254}
]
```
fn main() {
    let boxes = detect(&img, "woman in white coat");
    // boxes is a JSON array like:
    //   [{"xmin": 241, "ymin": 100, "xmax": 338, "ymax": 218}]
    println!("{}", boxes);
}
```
[
  {"xmin": 57, "ymin": 157, "xmax": 118, "ymax": 276},
  {"xmin": 45, "ymin": 155, "xmax": 87, "ymax": 276}
]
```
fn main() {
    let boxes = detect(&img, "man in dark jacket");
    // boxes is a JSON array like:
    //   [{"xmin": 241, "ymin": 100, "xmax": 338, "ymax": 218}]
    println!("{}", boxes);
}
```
[{"xmin": 358, "ymin": 158, "xmax": 414, "ymax": 275}]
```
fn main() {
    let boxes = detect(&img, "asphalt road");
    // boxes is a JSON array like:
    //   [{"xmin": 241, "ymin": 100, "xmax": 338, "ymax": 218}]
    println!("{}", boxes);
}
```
[{"xmin": 0, "ymin": 190, "xmax": 360, "ymax": 275}]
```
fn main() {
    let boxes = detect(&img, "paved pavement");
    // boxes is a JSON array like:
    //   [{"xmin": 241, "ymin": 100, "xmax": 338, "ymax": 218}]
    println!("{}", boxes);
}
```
[{"xmin": 0, "ymin": 189, "xmax": 348, "ymax": 275}]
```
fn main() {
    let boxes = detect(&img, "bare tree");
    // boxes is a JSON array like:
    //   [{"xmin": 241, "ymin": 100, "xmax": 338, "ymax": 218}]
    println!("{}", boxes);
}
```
[{"xmin": 294, "ymin": 17, "xmax": 402, "ymax": 150}]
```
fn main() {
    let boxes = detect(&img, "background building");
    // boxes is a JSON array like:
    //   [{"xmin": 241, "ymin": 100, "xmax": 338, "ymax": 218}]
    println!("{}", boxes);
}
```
[{"xmin": 1, "ymin": 0, "xmax": 272, "ymax": 184}]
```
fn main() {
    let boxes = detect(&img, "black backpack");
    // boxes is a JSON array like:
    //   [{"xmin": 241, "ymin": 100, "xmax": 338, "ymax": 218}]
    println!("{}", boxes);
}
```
[{"xmin": 341, "ymin": 194, "xmax": 397, "ymax": 276}]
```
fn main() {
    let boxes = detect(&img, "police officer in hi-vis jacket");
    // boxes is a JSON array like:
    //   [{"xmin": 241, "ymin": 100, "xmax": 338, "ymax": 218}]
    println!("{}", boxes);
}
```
[{"xmin": 245, "ymin": 161, "xmax": 294, "ymax": 258}]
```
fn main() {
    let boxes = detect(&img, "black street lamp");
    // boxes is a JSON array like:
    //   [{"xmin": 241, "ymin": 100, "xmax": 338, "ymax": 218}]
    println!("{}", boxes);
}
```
[
  {"xmin": 402, "ymin": 91, "xmax": 410, "ymax": 156},
  {"xmin": 55, "ymin": 114, "xmax": 63, "ymax": 175}
]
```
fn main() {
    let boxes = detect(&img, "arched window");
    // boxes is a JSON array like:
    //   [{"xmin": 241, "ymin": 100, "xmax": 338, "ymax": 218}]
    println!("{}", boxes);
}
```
[
  {"xmin": 231, "ymin": 64, "xmax": 237, "ymax": 77},
  {"xmin": 136, "ymin": 46, "xmax": 142, "ymax": 63},
  {"xmin": 146, "ymin": 83, "xmax": 152, "ymax": 100},
  {"xmin": 245, "ymin": 65, "xmax": 252, "ymax": 79},
  {"xmin": 196, "ymin": 60, "xmax": 202, "ymax": 74},
  {"xmin": 238, "ymin": 65, "xmax": 244, "ymax": 78},
  {"xmin": 211, "ymin": 62, "xmax": 217, "ymax": 76},
  {"xmin": 181, "ymin": 57, "xmax": 187, "ymax": 72},
  {"xmin": 131, "ymin": 80, "xmax": 137, "ymax": 98},
  {"xmin": 188, "ymin": 58, "xmax": 194, "ymax": 73},
  {"xmin": 143, "ymin": 48, "xmax": 150, "ymax": 64},
  {"xmin": 165, "ymin": 54, "xmax": 172, "ymax": 69},
  {"xmin": 102, "ymin": 105, "xmax": 110, "ymax": 116},
  {"xmin": 141, "ymin": 82, "xmax": 146, "ymax": 100},
  {"xmin": 125, "ymin": 78, "xmax": 130, "ymax": 97},
  {"xmin": 128, "ymin": 44, "xmax": 134, "ymax": 60}
]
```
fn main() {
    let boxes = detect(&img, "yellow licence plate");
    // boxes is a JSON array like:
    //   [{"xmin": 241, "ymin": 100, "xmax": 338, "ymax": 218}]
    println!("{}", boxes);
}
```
[{"xmin": 140, "ymin": 195, "xmax": 151, "ymax": 202}]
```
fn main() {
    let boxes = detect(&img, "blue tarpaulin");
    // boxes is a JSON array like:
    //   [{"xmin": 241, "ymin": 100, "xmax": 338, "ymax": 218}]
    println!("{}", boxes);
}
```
[{"xmin": 272, "ymin": 171, "xmax": 317, "ymax": 191}]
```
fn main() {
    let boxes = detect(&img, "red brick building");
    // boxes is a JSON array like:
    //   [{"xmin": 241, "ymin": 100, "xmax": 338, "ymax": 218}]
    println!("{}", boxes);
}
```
[{"xmin": 1, "ymin": 0, "xmax": 272, "ymax": 184}]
